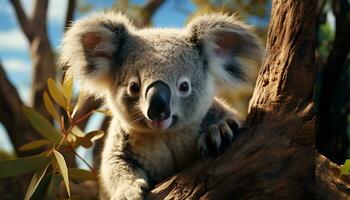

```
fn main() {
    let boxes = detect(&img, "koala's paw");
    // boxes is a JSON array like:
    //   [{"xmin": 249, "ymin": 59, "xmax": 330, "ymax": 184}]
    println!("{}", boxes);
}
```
[
  {"xmin": 198, "ymin": 118, "xmax": 239, "ymax": 158},
  {"xmin": 112, "ymin": 179, "xmax": 149, "ymax": 200}
]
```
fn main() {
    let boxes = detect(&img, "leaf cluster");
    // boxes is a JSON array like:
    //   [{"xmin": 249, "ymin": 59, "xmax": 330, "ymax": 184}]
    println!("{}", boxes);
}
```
[{"xmin": 0, "ymin": 78, "xmax": 108, "ymax": 199}]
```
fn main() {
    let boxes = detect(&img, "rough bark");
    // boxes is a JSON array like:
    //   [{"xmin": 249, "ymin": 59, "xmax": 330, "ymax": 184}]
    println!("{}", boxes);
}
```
[
  {"xmin": 147, "ymin": 0, "xmax": 317, "ymax": 199},
  {"xmin": 316, "ymin": 154, "xmax": 350, "ymax": 199}
]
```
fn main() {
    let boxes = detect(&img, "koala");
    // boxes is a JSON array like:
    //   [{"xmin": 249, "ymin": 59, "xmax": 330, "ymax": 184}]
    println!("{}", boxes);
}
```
[{"xmin": 60, "ymin": 12, "xmax": 262, "ymax": 200}]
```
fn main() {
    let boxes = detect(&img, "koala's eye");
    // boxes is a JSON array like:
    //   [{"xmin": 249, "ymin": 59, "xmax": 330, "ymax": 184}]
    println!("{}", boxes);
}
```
[
  {"xmin": 179, "ymin": 82, "xmax": 189, "ymax": 92},
  {"xmin": 177, "ymin": 77, "xmax": 191, "ymax": 96},
  {"xmin": 129, "ymin": 82, "xmax": 140, "ymax": 95}
]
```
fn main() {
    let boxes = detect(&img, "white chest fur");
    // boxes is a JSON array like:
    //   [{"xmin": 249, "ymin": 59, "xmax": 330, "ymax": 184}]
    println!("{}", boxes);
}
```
[{"xmin": 129, "ymin": 125, "xmax": 201, "ymax": 181}]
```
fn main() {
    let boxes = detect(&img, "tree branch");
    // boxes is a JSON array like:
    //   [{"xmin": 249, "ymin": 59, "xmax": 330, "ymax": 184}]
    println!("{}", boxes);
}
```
[
  {"xmin": 0, "ymin": 61, "xmax": 41, "ymax": 157},
  {"xmin": 32, "ymin": 0, "xmax": 49, "ymax": 34},
  {"xmin": 248, "ymin": 1, "xmax": 316, "ymax": 114},
  {"xmin": 135, "ymin": 0, "xmax": 165, "ymax": 27},
  {"xmin": 9, "ymin": 0, "xmax": 34, "ymax": 42},
  {"xmin": 65, "ymin": 0, "xmax": 76, "ymax": 31}
]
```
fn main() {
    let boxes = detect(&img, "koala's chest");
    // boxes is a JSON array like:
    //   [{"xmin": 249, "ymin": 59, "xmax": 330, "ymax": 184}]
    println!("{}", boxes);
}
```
[{"xmin": 130, "ymin": 128, "xmax": 200, "ymax": 182}]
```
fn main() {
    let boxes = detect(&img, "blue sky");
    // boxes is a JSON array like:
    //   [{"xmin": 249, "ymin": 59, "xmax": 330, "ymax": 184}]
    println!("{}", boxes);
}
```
[{"xmin": 0, "ymin": 0, "xmax": 195, "ymax": 154}]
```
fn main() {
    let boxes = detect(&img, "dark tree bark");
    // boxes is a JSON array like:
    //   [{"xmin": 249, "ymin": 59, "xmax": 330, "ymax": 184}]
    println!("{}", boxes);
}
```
[
  {"xmin": 147, "ymin": 0, "xmax": 317, "ymax": 199},
  {"xmin": 316, "ymin": 154, "xmax": 350, "ymax": 199}
]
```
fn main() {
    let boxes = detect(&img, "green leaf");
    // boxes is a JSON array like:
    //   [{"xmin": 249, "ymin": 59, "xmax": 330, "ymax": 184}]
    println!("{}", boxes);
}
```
[
  {"xmin": 62, "ymin": 77, "xmax": 73, "ymax": 104},
  {"xmin": 0, "ymin": 155, "xmax": 51, "ymax": 178},
  {"xmin": 19, "ymin": 139, "xmax": 52, "ymax": 151},
  {"xmin": 47, "ymin": 78, "xmax": 67, "ymax": 109},
  {"xmin": 85, "ymin": 130, "xmax": 104, "ymax": 141},
  {"xmin": 24, "ymin": 161, "xmax": 50, "ymax": 200},
  {"xmin": 67, "ymin": 133, "xmax": 77, "ymax": 143},
  {"xmin": 53, "ymin": 150, "xmax": 70, "ymax": 197},
  {"xmin": 71, "ymin": 126, "xmax": 85, "ymax": 137},
  {"xmin": 68, "ymin": 168, "xmax": 97, "ymax": 182},
  {"xmin": 340, "ymin": 159, "xmax": 350, "ymax": 175},
  {"xmin": 22, "ymin": 106, "xmax": 62, "ymax": 143},
  {"xmin": 43, "ymin": 92, "xmax": 60, "ymax": 122}
]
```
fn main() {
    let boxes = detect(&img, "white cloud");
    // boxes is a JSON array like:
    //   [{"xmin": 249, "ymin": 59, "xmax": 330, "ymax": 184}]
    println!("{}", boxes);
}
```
[
  {"xmin": 48, "ymin": 0, "xmax": 68, "ymax": 23},
  {"xmin": 2, "ymin": 58, "xmax": 30, "ymax": 72},
  {"xmin": 18, "ymin": 0, "xmax": 67, "ymax": 23},
  {"xmin": 0, "ymin": 28, "xmax": 29, "ymax": 51}
]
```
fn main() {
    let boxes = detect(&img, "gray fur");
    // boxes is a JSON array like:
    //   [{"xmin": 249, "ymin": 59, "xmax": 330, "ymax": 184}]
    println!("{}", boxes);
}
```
[{"xmin": 59, "ymin": 12, "xmax": 262, "ymax": 200}]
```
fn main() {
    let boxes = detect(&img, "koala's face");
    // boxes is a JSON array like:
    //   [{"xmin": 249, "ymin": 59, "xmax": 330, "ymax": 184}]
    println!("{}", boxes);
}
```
[
  {"xmin": 60, "ymin": 13, "xmax": 262, "ymax": 133},
  {"xmin": 107, "ymin": 31, "xmax": 214, "ymax": 132}
]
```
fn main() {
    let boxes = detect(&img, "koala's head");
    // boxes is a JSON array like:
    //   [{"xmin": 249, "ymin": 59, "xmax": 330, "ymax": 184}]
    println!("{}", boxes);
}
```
[{"xmin": 60, "ymin": 12, "xmax": 262, "ymax": 133}]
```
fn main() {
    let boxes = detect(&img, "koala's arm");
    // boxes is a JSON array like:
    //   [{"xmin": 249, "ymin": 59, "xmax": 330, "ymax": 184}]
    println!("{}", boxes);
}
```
[
  {"xmin": 100, "ymin": 129, "xmax": 149, "ymax": 200},
  {"xmin": 198, "ymin": 99, "xmax": 242, "ymax": 158}
]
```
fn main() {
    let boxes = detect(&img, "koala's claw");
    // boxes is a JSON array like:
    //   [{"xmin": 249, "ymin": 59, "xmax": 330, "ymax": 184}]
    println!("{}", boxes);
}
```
[{"xmin": 198, "ymin": 119, "xmax": 238, "ymax": 158}]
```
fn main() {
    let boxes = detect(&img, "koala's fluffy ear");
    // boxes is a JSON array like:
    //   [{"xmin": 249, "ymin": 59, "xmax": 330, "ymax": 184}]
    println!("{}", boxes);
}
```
[
  {"xmin": 187, "ymin": 14, "xmax": 263, "ymax": 92},
  {"xmin": 59, "ymin": 12, "xmax": 134, "ymax": 96}
]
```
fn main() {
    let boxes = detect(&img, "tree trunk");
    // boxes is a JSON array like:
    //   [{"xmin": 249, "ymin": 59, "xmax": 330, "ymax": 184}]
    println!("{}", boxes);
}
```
[
  {"xmin": 316, "ymin": 154, "xmax": 350, "ymax": 199},
  {"xmin": 147, "ymin": 0, "xmax": 317, "ymax": 199}
]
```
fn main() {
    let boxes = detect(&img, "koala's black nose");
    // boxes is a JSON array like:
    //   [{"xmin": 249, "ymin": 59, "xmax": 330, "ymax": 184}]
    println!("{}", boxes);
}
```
[{"xmin": 145, "ymin": 81, "xmax": 171, "ymax": 121}]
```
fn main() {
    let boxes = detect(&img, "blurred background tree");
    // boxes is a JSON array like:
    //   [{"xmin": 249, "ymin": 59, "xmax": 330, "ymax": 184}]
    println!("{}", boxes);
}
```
[
  {"xmin": 0, "ymin": 0, "xmax": 349, "ymax": 199},
  {"xmin": 316, "ymin": 0, "xmax": 350, "ymax": 165}
]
